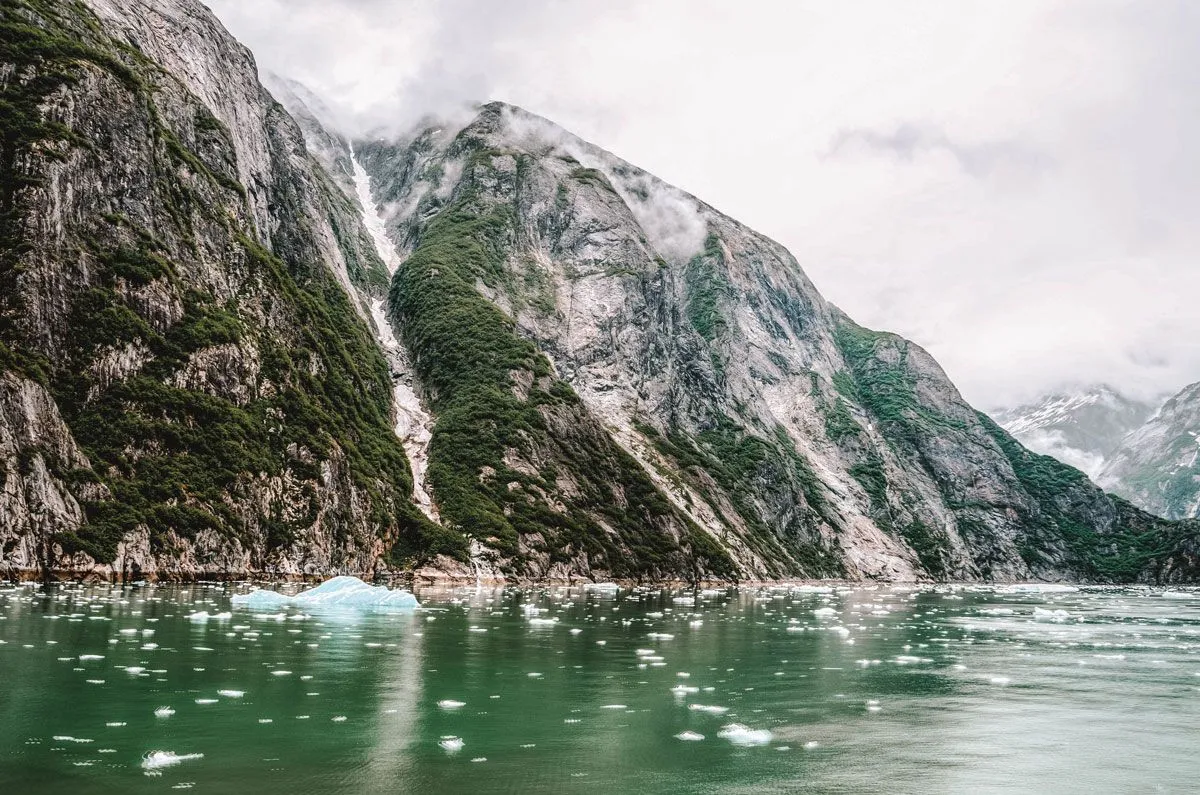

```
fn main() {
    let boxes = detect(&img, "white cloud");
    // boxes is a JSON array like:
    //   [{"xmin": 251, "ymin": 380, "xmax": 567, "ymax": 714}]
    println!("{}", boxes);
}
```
[{"xmin": 207, "ymin": 0, "xmax": 1200, "ymax": 408}]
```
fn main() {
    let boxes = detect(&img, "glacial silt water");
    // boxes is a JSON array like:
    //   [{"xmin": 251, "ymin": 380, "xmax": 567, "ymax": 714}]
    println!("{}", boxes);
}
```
[{"xmin": 1, "ymin": 582, "xmax": 1198, "ymax": 793}]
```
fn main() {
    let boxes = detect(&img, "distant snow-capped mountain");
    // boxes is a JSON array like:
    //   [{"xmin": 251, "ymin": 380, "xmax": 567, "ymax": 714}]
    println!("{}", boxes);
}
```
[
  {"xmin": 991, "ymin": 386, "xmax": 1155, "ymax": 478},
  {"xmin": 1098, "ymin": 382, "xmax": 1200, "ymax": 520}
]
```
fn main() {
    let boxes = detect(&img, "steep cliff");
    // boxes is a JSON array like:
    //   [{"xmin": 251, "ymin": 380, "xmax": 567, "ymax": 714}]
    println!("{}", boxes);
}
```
[
  {"xmin": 0, "ymin": 0, "xmax": 450, "ymax": 580},
  {"xmin": 345, "ymin": 103, "xmax": 1200, "ymax": 583}
]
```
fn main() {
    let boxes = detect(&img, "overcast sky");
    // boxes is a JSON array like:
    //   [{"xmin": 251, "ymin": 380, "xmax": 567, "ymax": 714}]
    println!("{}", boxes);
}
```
[{"xmin": 207, "ymin": 0, "xmax": 1200, "ymax": 409}]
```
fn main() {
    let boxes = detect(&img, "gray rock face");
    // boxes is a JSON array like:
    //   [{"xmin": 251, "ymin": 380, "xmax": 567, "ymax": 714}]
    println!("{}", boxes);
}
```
[
  {"xmin": 343, "ymin": 102, "xmax": 1200, "ymax": 583},
  {"xmin": 992, "ymin": 386, "xmax": 1155, "ymax": 478},
  {"xmin": 1099, "ymin": 382, "xmax": 1200, "ymax": 520},
  {"xmin": 0, "ymin": 0, "xmax": 434, "ymax": 580}
]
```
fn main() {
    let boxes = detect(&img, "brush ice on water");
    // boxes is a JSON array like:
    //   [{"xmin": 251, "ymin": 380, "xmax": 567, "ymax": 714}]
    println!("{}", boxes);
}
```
[{"xmin": 231, "ymin": 576, "xmax": 419, "ymax": 611}]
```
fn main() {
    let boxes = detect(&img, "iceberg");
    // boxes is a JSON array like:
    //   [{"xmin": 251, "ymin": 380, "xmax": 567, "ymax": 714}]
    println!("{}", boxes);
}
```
[{"xmin": 231, "ymin": 576, "xmax": 420, "ymax": 612}]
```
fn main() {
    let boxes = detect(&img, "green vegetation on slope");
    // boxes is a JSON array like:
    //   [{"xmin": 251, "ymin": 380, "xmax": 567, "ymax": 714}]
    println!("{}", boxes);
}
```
[
  {"xmin": 0, "ymin": 0, "xmax": 442, "ymax": 566},
  {"xmin": 388, "ymin": 141, "xmax": 733, "ymax": 581}
]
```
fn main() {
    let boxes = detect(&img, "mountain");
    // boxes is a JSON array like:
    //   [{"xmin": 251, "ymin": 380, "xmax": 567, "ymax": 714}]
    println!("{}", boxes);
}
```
[
  {"xmin": 991, "ymin": 386, "xmax": 1155, "ymax": 478},
  {"xmin": 1098, "ymin": 382, "xmax": 1200, "ymax": 520},
  {"xmin": 2, "ymin": 0, "xmax": 1198, "ymax": 583}
]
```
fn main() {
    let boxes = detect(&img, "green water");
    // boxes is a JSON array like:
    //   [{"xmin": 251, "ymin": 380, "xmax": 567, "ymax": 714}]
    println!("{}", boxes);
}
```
[{"xmin": 1, "ymin": 582, "xmax": 1199, "ymax": 794}]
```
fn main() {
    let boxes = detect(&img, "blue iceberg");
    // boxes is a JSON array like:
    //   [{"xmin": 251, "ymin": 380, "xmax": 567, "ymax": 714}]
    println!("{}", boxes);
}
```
[{"xmin": 231, "ymin": 576, "xmax": 420, "ymax": 611}]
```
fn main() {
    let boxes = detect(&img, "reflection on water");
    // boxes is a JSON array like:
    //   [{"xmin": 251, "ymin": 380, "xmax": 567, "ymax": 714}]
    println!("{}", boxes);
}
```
[{"xmin": 1, "ymin": 581, "xmax": 1198, "ymax": 793}]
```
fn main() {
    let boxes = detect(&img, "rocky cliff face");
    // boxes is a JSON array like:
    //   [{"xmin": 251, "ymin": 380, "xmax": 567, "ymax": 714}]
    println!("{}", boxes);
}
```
[
  {"xmin": 0, "ymin": 0, "xmax": 447, "ymax": 580},
  {"xmin": 1098, "ymin": 382, "xmax": 1200, "ymax": 521},
  {"xmin": 2, "ymin": 0, "xmax": 1197, "ymax": 584},
  {"xmin": 343, "ymin": 103, "xmax": 1200, "ymax": 583}
]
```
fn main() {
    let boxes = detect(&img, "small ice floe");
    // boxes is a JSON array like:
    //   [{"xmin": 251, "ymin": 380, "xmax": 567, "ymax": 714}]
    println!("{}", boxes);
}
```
[
  {"xmin": 231, "ymin": 577, "xmax": 419, "ymax": 612},
  {"xmin": 217, "ymin": 690, "xmax": 244, "ymax": 698},
  {"xmin": 528, "ymin": 617, "xmax": 558, "ymax": 626},
  {"xmin": 270, "ymin": 670, "xmax": 292, "ymax": 676},
  {"xmin": 585, "ymin": 583, "xmax": 620, "ymax": 592},
  {"xmin": 980, "ymin": 608, "xmax": 1014, "ymax": 616},
  {"xmin": 675, "ymin": 731, "xmax": 705, "ymax": 741},
  {"xmin": 439, "ymin": 736, "xmax": 464, "ymax": 753},
  {"xmin": 672, "ymin": 685, "xmax": 699, "ymax": 696},
  {"xmin": 52, "ymin": 736, "xmax": 93, "ymax": 743},
  {"xmin": 569, "ymin": 628, "xmax": 583, "ymax": 635},
  {"xmin": 471, "ymin": 757, "xmax": 487, "ymax": 763},
  {"xmin": 989, "ymin": 676, "xmax": 1011, "ymax": 686},
  {"xmin": 331, "ymin": 716, "xmax": 347, "ymax": 722},
  {"xmin": 257, "ymin": 719, "xmax": 273, "ymax": 724},
  {"xmin": 812, "ymin": 607, "xmax": 837, "ymax": 618},
  {"xmin": 125, "ymin": 666, "xmax": 146, "ymax": 675},
  {"xmin": 804, "ymin": 741, "xmax": 820, "ymax": 750},
  {"xmin": 78, "ymin": 654, "xmax": 104, "ymax": 661},
  {"xmin": 105, "ymin": 722, "xmax": 126, "ymax": 728},
  {"xmin": 894, "ymin": 655, "xmax": 932, "ymax": 665},
  {"xmin": 1033, "ymin": 608, "xmax": 1073, "ymax": 623},
  {"xmin": 600, "ymin": 704, "xmax": 627, "ymax": 710},
  {"xmin": 647, "ymin": 633, "xmax": 674, "ymax": 640},
  {"xmin": 195, "ymin": 699, "xmax": 218, "ymax": 705},
  {"xmin": 688, "ymin": 704, "xmax": 728, "ymax": 714},
  {"xmin": 1003, "ymin": 584, "xmax": 1077, "ymax": 594},
  {"xmin": 154, "ymin": 706, "xmax": 175, "ymax": 718},
  {"xmin": 866, "ymin": 700, "xmax": 882, "ymax": 713},
  {"xmin": 1161, "ymin": 591, "xmax": 1194, "ymax": 600},
  {"xmin": 141, "ymin": 751, "xmax": 203, "ymax": 774},
  {"xmin": 717, "ymin": 724, "xmax": 772, "ymax": 746},
  {"xmin": 527, "ymin": 672, "xmax": 543, "ymax": 678},
  {"xmin": 438, "ymin": 700, "xmax": 466, "ymax": 710},
  {"xmin": 187, "ymin": 612, "xmax": 211, "ymax": 622}
]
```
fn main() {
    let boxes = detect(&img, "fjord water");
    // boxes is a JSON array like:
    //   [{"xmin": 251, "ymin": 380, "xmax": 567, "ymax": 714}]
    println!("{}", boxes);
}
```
[{"xmin": 2, "ymin": 583, "xmax": 1198, "ymax": 794}]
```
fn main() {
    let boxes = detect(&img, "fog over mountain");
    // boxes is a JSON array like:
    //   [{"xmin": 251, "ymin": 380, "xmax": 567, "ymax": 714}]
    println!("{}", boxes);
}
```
[{"xmin": 207, "ymin": 0, "xmax": 1200, "ymax": 408}]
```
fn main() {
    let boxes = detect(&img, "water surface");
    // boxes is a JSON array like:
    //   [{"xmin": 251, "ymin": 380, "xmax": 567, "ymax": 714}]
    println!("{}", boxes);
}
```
[{"xmin": 2, "ymin": 581, "xmax": 1198, "ymax": 793}]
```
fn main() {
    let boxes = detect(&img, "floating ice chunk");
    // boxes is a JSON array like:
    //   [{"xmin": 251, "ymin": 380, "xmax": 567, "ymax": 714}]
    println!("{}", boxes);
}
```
[
  {"xmin": 271, "ymin": 670, "xmax": 292, "ymax": 676},
  {"xmin": 717, "ymin": 724, "xmax": 772, "ymax": 746},
  {"xmin": 195, "ymin": 699, "xmax": 218, "ymax": 705},
  {"xmin": 675, "ymin": 731, "xmax": 704, "ymax": 741},
  {"xmin": 585, "ymin": 583, "xmax": 620, "ymax": 592},
  {"xmin": 527, "ymin": 672, "xmax": 543, "ymax": 678},
  {"xmin": 1033, "ymin": 607, "xmax": 1073, "ymax": 623},
  {"xmin": 154, "ymin": 706, "xmax": 175, "ymax": 717},
  {"xmin": 105, "ymin": 722, "xmax": 126, "ymax": 728},
  {"xmin": 331, "ymin": 716, "xmax": 347, "ymax": 722},
  {"xmin": 791, "ymin": 586, "xmax": 833, "ymax": 594},
  {"xmin": 141, "ymin": 751, "xmax": 203, "ymax": 773},
  {"xmin": 231, "ymin": 577, "xmax": 419, "ymax": 612},
  {"xmin": 218, "ymin": 690, "xmax": 244, "ymax": 698},
  {"xmin": 438, "ymin": 700, "xmax": 466, "ymax": 709},
  {"xmin": 600, "ymin": 704, "xmax": 627, "ymax": 710},
  {"xmin": 647, "ymin": 633, "xmax": 674, "ymax": 640},
  {"xmin": 989, "ymin": 676, "xmax": 1011, "ymax": 685},
  {"xmin": 569, "ymin": 628, "xmax": 583, "ymax": 635},
  {"xmin": 125, "ymin": 666, "xmax": 146, "ymax": 675},
  {"xmin": 187, "ymin": 612, "xmax": 210, "ymax": 622},
  {"xmin": 1161, "ymin": 591, "xmax": 1193, "ymax": 600},
  {"xmin": 688, "ymin": 704, "xmax": 728, "ymax": 714},
  {"xmin": 812, "ymin": 607, "xmax": 837, "ymax": 618},
  {"xmin": 52, "ymin": 735, "xmax": 93, "ymax": 743},
  {"xmin": 894, "ymin": 655, "xmax": 931, "ymax": 665},
  {"xmin": 79, "ymin": 654, "xmax": 104, "ymax": 661},
  {"xmin": 1003, "ymin": 584, "xmax": 1077, "ymax": 594},
  {"xmin": 528, "ymin": 617, "xmax": 558, "ymax": 626},
  {"xmin": 439, "ymin": 736, "xmax": 464, "ymax": 753},
  {"xmin": 980, "ymin": 608, "xmax": 1014, "ymax": 616},
  {"xmin": 804, "ymin": 741, "xmax": 819, "ymax": 750}
]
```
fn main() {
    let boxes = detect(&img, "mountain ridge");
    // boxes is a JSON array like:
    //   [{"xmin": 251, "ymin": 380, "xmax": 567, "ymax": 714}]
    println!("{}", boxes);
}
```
[{"xmin": 1, "ymin": 0, "xmax": 1198, "ymax": 583}]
